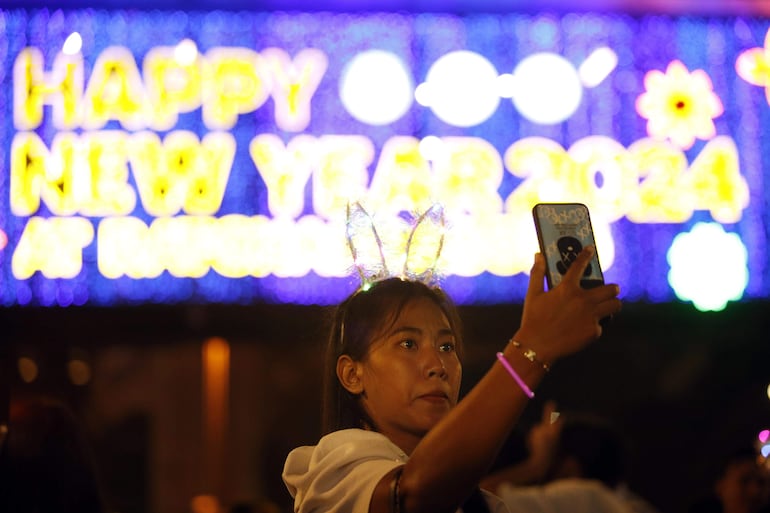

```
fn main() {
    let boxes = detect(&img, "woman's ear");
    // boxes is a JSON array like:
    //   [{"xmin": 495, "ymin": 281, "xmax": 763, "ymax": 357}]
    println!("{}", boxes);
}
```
[{"xmin": 337, "ymin": 355, "xmax": 364, "ymax": 394}]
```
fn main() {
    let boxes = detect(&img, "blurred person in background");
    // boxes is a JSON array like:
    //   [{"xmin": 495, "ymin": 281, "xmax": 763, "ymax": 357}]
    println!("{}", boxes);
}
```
[
  {"xmin": 482, "ymin": 401, "xmax": 659, "ymax": 513},
  {"xmin": 0, "ymin": 395, "xmax": 106, "ymax": 513},
  {"xmin": 688, "ymin": 446, "xmax": 770, "ymax": 513}
]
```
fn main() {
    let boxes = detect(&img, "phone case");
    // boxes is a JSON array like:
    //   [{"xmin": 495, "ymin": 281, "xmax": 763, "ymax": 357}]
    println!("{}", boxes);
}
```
[{"xmin": 532, "ymin": 203, "xmax": 604, "ymax": 289}]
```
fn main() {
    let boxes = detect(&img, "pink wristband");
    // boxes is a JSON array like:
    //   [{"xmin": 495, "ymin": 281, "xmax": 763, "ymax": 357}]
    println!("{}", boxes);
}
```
[{"xmin": 496, "ymin": 352, "xmax": 535, "ymax": 398}]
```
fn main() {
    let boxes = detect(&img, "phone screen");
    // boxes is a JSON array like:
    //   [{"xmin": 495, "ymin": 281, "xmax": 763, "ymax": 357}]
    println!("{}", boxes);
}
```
[{"xmin": 532, "ymin": 203, "xmax": 604, "ymax": 289}]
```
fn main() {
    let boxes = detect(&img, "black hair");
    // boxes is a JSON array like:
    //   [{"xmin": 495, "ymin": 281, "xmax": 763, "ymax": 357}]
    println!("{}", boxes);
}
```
[{"xmin": 550, "ymin": 414, "xmax": 628, "ymax": 488}]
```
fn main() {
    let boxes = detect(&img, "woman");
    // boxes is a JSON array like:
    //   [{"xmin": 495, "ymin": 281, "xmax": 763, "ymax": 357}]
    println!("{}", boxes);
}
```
[{"xmin": 283, "ymin": 248, "xmax": 621, "ymax": 513}]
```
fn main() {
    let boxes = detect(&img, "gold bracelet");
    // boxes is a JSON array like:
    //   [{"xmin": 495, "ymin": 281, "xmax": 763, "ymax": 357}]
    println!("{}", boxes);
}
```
[{"xmin": 511, "ymin": 339, "xmax": 550, "ymax": 372}]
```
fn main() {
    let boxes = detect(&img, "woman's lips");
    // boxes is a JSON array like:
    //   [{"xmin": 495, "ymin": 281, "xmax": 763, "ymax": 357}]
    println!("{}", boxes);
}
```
[{"xmin": 418, "ymin": 392, "xmax": 449, "ymax": 403}]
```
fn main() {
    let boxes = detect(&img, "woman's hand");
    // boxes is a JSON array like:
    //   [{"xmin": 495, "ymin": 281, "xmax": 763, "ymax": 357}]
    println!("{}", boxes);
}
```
[{"xmin": 514, "ymin": 248, "xmax": 621, "ymax": 364}]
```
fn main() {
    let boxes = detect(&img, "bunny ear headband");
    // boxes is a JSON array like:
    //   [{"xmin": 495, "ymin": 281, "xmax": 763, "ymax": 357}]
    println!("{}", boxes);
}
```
[{"xmin": 345, "ymin": 201, "xmax": 447, "ymax": 291}]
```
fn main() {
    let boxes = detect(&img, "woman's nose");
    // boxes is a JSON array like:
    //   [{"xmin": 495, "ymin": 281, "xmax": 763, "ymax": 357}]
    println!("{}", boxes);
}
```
[{"xmin": 424, "ymin": 348, "xmax": 447, "ymax": 378}]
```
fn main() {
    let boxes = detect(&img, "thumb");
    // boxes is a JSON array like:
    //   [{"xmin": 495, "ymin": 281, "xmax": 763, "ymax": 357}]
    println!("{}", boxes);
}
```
[{"xmin": 527, "ymin": 253, "xmax": 546, "ymax": 298}]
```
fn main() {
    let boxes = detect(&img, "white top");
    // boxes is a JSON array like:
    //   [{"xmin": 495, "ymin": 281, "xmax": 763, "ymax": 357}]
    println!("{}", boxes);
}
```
[
  {"xmin": 497, "ymin": 478, "xmax": 651, "ymax": 513},
  {"xmin": 283, "ymin": 428, "xmax": 508, "ymax": 513}
]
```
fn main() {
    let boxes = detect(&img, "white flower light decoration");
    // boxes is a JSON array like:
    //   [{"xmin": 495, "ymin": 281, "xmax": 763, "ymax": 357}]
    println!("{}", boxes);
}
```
[{"xmin": 667, "ymin": 222, "xmax": 748, "ymax": 312}]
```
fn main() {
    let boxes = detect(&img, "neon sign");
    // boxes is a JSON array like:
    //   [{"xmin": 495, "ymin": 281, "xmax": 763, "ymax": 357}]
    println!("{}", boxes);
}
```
[{"xmin": 0, "ymin": 9, "xmax": 768, "ymax": 310}]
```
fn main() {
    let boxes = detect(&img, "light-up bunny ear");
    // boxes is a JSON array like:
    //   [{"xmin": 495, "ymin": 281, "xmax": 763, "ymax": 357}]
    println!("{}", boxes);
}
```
[
  {"xmin": 402, "ymin": 203, "xmax": 446, "ymax": 285},
  {"xmin": 345, "ymin": 201, "xmax": 447, "ymax": 291},
  {"xmin": 346, "ymin": 201, "xmax": 389, "ymax": 289}
]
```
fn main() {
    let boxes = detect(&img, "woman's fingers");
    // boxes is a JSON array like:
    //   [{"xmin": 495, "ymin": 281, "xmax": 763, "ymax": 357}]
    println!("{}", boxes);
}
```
[
  {"xmin": 562, "ymin": 245, "xmax": 595, "ymax": 286},
  {"xmin": 596, "ymin": 296, "xmax": 623, "ymax": 320},
  {"xmin": 560, "ymin": 248, "xmax": 622, "ymax": 319},
  {"xmin": 526, "ymin": 253, "xmax": 547, "ymax": 298},
  {"xmin": 518, "ymin": 246, "xmax": 622, "ymax": 361}
]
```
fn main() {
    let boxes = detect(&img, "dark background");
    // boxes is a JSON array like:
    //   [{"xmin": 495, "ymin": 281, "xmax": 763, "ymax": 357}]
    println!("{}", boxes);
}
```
[{"xmin": 2, "ymin": 298, "xmax": 769, "ymax": 513}]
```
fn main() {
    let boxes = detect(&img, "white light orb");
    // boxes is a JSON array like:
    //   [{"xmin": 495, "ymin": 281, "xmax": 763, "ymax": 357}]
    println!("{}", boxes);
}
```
[
  {"xmin": 418, "ymin": 135, "xmax": 445, "ymax": 161},
  {"xmin": 62, "ymin": 32, "xmax": 82, "ymax": 55},
  {"xmin": 511, "ymin": 52, "xmax": 583, "ymax": 125},
  {"xmin": 339, "ymin": 50, "xmax": 414, "ymax": 126},
  {"xmin": 578, "ymin": 46, "xmax": 618, "ymax": 88},
  {"xmin": 420, "ymin": 50, "xmax": 500, "ymax": 127},
  {"xmin": 174, "ymin": 38, "xmax": 198, "ymax": 66}
]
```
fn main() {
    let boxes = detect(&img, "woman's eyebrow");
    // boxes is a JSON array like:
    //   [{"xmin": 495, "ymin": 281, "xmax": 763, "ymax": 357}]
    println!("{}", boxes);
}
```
[
  {"xmin": 388, "ymin": 326, "xmax": 455, "ymax": 337},
  {"xmin": 388, "ymin": 326, "xmax": 422, "ymax": 337}
]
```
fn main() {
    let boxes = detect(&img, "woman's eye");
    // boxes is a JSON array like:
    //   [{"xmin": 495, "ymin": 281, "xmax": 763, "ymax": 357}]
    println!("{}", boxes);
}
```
[
  {"xmin": 399, "ymin": 339, "xmax": 416, "ymax": 349},
  {"xmin": 439, "ymin": 341, "xmax": 456, "ymax": 352}
]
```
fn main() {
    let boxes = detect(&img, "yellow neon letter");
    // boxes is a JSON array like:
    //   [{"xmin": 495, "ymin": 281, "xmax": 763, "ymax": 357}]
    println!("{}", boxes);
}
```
[
  {"xmin": 249, "ymin": 134, "xmax": 315, "ymax": 218},
  {"xmin": 12, "ymin": 216, "xmax": 94, "ymax": 279},
  {"xmin": 13, "ymin": 48, "xmax": 84, "ymax": 130},
  {"xmin": 128, "ymin": 131, "xmax": 186, "ymax": 216},
  {"xmin": 626, "ymin": 138, "xmax": 693, "ymax": 223},
  {"xmin": 129, "ymin": 130, "xmax": 234, "ymax": 216},
  {"xmin": 688, "ymin": 136, "xmax": 748, "ymax": 223},
  {"xmin": 183, "ymin": 131, "xmax": 236, "ymax": 215},
  {"xmin": 442, "ymin": 213, "xmax": 538, "ymax": 277},
  {"xmin": 151, "ymin": 216, "xmax": 214, "ymax": 278},
  {"xmin": 433, "ymin": 137, "xmax": 503, "ymax": 215},
  {"xmin": 81, "ymin": 46, "xmax": 151, "ymax": 130},
  {"xmin": 367, "ymin": 136, "xmax": 433, "ymax": 214},
  {"xmin": 11, "ymin": 131, "xmax": 136, "ymax": 217},
  {"xmin": 311, "ymin": 135, "xmax": 374, "ymax": 220},
  {"xmin": 209, "ymin": 214, "xmax": 261, "ymax": 278},
  {"xmin": 503, "ymin": 137, "xmax": 573, "ymax": 214},
  {"xmin": 11, "ymin": 132, "xmax": 78, "ymax": 216},
  {"xmin": 567, "ymin": 136, "xmax": 637, "ymax": 222},
  {"xmin": 98, "ymin": 216, "xmax": 164, "ymax": 278},
  {"xmin": 202, "ymin": 47, "xmax": 271, "ymax": 130},
  {"xmin": 144, "ymin": 45, "xmax": 204, "ymax": 131},
  {"xmin": 78, "ymin": 131, "xmax": 137, "ymax": 216},
  {"xmin": 261, "ymin": 47, "xmax": 328, "ymax": 132}
]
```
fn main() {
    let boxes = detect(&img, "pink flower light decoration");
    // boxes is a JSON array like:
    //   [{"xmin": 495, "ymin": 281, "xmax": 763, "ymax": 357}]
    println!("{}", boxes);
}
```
[
  {"xmin": 636, "ymin": 60, "xmax": 724, "ymax": 150},
  {"xmin": 736, "ymin": 28, "xmax": 770, "ymax": 105}
]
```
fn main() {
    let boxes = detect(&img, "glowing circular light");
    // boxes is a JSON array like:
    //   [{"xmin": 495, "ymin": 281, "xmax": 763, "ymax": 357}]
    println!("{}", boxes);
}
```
[
  {"xmin": 759, "ymin": 429, "xmax": 770, "ymax": 444},
  {"xmin": 420, "ymin": 51, "xmax": 500, "ymax": 127},
  {"xmin": 510, "ymin": 52, "xmax": 583, "ymax": 125},
  {"xmin": 18, "ymin": 357, "xmax": 38, "ymax": 383},
  {"xmin": 191, "ymin": 495, "xmax": 221, "ymax": 513},
  {"xmin": 763, "ymin": 445, "xmax": 770, "ymax": 458},
  {"xmin": 62, "ymin": 32, "xmax": 82, "ymax": 55},
  {"xmin": 67, "ymin": 359, "xmax": 91, "ymax": 386},
  {"xmin": 339, "ymin": 50, "xmax": 414, "ymax": 126}
]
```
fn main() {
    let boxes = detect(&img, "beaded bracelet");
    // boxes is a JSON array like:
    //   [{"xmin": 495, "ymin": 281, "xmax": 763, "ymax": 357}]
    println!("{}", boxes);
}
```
[
  {"xmin": 511, "ymin": 339, "xmax": 550, "ymax": 372},
  {"xmin": 496, "ymin": 352, "xmax": 535, "ymax": 398}
]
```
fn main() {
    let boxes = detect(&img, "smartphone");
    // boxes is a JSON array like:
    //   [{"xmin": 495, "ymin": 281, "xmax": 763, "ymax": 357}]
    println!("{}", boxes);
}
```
[{"xmin": 532, "ymin": 203, "xmax": 604, "ymax": 290}]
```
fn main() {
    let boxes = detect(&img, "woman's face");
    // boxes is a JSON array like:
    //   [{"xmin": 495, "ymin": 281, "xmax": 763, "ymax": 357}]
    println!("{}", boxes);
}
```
[{"xmin": 355, "ymin": 296, "xmax": 462, "ymax": 454}]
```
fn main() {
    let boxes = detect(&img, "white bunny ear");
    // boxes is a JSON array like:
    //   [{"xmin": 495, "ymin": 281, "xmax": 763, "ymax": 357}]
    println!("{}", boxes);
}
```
[
  {"xmin": 345, "ymin": 201, "xmax": 448, "ymax": 290},
  {"xmin": 403, "ymin": 203, "xmax": 447, "ymax": 284},
  {"xmin": 346, "ymin": 201, "xmax": 389, "ymax": 289}
]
